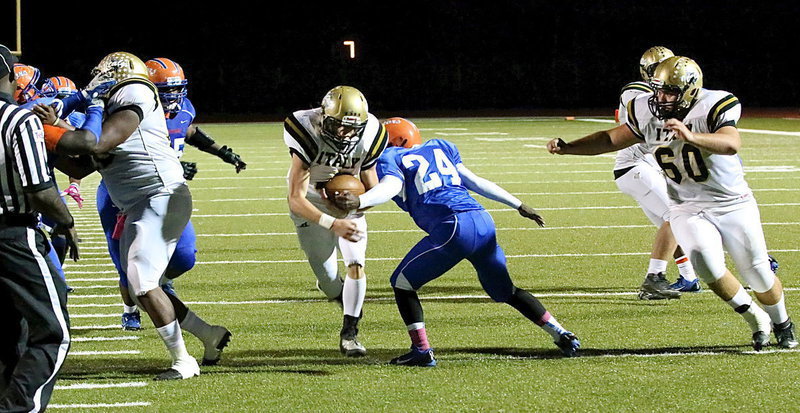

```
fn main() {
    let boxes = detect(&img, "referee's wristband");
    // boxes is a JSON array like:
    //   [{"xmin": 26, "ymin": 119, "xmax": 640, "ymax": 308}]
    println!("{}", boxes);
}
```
[{"xmin": 317, "ymin": 213, "xmax": 335, "ymax": 229}]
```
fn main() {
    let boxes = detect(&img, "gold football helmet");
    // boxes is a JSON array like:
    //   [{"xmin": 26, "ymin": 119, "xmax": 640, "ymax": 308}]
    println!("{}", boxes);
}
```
[
  {"xmin": 320, "ymin": 85, "xmax": 369, "ymax": 153},
  {"xmin": 92, "ymin": 52, "xmax": 149, "ymax": 82},
  {"xmin": 639, "ymin": 46, "xmax": 674, "ymax": 82},
  {"xmin": 647, "ymin": 56, "xmax": 703, "ymax": 120}
]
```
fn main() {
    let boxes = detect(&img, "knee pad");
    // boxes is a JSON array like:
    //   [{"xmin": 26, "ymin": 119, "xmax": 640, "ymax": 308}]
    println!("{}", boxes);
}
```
[
  {"xmin": 741, "ymin": 262, "xmax": 776, "ymax": 293},
  {"xmin": 689, "ymin": 249, "xmax": 726, "ymax": 285}
]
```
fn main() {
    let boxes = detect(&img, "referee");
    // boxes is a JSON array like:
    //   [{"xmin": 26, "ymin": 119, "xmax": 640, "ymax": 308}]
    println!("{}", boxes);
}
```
[{"xmin": 0, "ymin": 44, "xmax": 79, "ymax": 412}]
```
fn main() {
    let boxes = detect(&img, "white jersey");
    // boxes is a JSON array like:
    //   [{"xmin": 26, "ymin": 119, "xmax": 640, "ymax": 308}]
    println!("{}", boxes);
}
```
[
  {"xmin": 283, "ymin": 108, "xmax": 388, "ymax": 189},
  {"xmin": 625, "ymin": 88, "xmax": 749, "ymax": 206},
  {"xmin": 615, "ymin": 81, "xmax": 656, "ymax": 171},
  {"xmin": 99, "ymin": 79, "xmax": 185, "ymax": 211}
]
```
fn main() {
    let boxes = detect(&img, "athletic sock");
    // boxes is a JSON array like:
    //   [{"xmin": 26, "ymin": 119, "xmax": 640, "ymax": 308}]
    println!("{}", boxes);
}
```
[
  {"xmin": 726, "ymin": 287, "xmax": 769, "ymax": 333},
  {"xmin": 123, "ymin": 304, "xmax": 138, "ymax": 314},
  {"xmin": 407, "ymin": 322, "xmax": 430, "ymax": 350},
  {"xmin": 648, "ymin": 259, "xmax": 668, "ymax": 275},
  {"xmin": 763, "ymin": 294, "xmax": 790, "ymax": 326},
  {"xmin": 726, "ymin": 286, "xmax": 753, "ymax": 311},
  {"xmin": 342, "ymin": 275, "xmax": 367, "ymax": 318},
  {"xmin": 181, "ymin": 310, "xmax": 216, "ymax": 343},
  {"xmin": 675, "ymin": 255, "xmax": 697, "ymax": 281},
  {"xmin": 156, "ymin": 320, "xmax": 191, "ymax": 362},
  {"xmin": 538, "ymin": 312, "xmax": 569, "ymax": 341}
]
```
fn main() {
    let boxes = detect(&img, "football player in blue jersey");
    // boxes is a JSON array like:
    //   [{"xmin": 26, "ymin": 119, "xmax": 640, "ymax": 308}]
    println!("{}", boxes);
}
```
[
  {"xmin": 13, "ymin": 64, "xmax": 79, "ymax": 287},
  {"xmin": 332, "ymin": 118, "xmax": 580, "ymax": 366}
]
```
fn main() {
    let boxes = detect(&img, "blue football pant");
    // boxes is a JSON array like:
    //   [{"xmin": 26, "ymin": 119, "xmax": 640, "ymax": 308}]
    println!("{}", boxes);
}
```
[{"xmin": 390, "ymin": 210, "xmax": 515, "ymax": 302}]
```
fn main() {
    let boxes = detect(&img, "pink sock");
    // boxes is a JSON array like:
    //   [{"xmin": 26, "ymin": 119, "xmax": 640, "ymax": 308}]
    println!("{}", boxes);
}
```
[{"xmin": 408, "ymin": 323, "xmax": 430, "ymax": 350}]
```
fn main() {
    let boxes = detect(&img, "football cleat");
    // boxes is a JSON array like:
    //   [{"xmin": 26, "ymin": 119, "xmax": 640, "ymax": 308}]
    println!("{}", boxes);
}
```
[
  {"xmin": 774, "ymin": 321, "xmax": 798, "ymax": 349},
  {"xmin": 554, "ymin": 332, "xmax": 581, "ymax": 357},
  {"xmin": 121, "ymin": 311, "xmax": 142, "ymax": 331},
  {"xmin": 339, "ymin": 336, "xmax": 367, "ymax": 357},
  {"xmin": 389, "ymin": 346, "xmax": 437, "ymax": 367},
  {"xmin": 201, "ymin": 326, "xmax": 232, "ymax": 366},
  {"xmin": 154, "ymin": 357, "xmax": 200, "ymax": 381},
  {"xmin": 752, "ymin": 331, "xmax": 771, "ymax": 351},
  {"xmin": 639, "ymin": 272, "xmax": 681, "ymax": 300},
  {"xmin": 669, "ymin": 276, "xmax": 702, "ymax": 292},
  {"xmin": 744, "ymin": 307, "xmax": 772, "ymax": 351}
]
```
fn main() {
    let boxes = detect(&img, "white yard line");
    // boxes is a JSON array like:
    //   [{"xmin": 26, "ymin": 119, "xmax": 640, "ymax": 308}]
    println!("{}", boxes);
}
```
[
  {"xmin": 190, "ymin": 202, "xmax": 800, "ymax": 218},
  {"xmin": 69, "ymin": 350, "xmax": 140, "ymax": 355},
  {"xmin": 71, "ymin": 336, "xmax": 139, "ymax": 342},
  {"xmin": 70, "ymin": 313, "xmax": 120, "ymax": 319},
  {"xmin": 70, "ymin": 324, "xmax": 123, "ymax": 330},
  {"xmin": 49, "ymin": 402, "xmax": 150, "ymax": 409},
  {"xmin": 55, "ymin": 382, "xmax": 147, "ymax": 390}
]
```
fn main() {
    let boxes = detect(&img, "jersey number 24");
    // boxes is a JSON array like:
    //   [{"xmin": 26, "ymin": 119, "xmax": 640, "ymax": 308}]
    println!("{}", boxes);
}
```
[{"xmin": 402, "ymin": 148, "xmax": 461, "ymax": 195}]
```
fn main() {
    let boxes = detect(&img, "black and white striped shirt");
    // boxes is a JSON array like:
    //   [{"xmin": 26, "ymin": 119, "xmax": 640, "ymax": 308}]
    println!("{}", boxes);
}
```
[{"xmin": 0, "ymin": 92, "xmax": 52, "ymax": 215}]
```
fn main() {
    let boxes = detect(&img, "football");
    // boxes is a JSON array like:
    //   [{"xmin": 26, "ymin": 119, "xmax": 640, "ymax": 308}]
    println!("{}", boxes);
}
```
[{"xmin": 324, "ymin": 174, "xmax": 365, "ymax": 199}]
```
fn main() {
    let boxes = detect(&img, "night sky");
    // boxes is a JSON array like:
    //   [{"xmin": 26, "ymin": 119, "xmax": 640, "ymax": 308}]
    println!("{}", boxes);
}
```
[{"xmin": 5, "ymin": 0, "xmax": 798, "ymax": 118}]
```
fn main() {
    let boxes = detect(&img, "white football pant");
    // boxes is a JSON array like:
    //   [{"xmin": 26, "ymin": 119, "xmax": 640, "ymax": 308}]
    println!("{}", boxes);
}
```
[
  {"xmin": 615, "ymin": 159, "xmax": 672, "ymax": 227},
  {"xmin": 669, "ymin": 198, "xmax": 774, "ymax": 293},
  {"xmin": 121, "ymin": 184, "xmax": 192, "ymax": 296},
  {"xmin": 290, "ymin": 193, "xmax": 368, "ymax": 299}
]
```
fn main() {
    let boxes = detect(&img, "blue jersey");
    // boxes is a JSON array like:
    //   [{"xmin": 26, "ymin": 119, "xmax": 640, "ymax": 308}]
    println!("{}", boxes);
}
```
[
  {"xmin": 165, "ymin": 98, "xmax": 196, "ymax": 158},
  {"xmin": 377, "ymin": 139, "xmax": 483, "ymax": 232}
]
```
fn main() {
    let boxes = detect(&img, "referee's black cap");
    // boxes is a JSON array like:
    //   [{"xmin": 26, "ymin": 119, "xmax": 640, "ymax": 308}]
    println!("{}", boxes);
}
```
[{"xmin": 0, "ymin": 44, "xmax": 17, "ymax": 79}]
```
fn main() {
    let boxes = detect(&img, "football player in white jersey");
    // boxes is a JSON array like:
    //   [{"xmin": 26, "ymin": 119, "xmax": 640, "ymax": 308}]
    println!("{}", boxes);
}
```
[
  {"xmin": 44, "ymin": 52, "xmax": 230, "ymax": 379},
  {"xmin": 284, "ymin": 86, "xmax": 388, "ymax": 356},
  {"xmin": 614, "ymin": 46, "xmax": 699, "ymax": 300},
  {"xmin": 547, "ymin": 56, "xmax": 796, "ymax": 350}
]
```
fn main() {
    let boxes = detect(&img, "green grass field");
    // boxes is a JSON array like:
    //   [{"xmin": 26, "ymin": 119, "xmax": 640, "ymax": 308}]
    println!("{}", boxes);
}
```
[{"xmin": 51, "ymin": 116, "xmax": 800, "ymax": 411}]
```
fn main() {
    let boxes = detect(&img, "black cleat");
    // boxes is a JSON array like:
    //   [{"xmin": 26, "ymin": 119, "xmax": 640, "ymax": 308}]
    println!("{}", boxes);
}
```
[{"xmin": 774, "ymin": 321, "xmax": 799, "ymax": 349}]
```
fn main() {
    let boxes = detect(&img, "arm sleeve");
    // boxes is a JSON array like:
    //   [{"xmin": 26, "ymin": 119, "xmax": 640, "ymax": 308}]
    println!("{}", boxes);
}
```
[
  {"xmin": 358, "ymin": 175, "xmax": 404, "ymax": 209},
  {"xmin": 456, "ymin": 163, "xmax": 521, "ymax": 209},
  {"xmin": 12, "ymin": 114, "xmax": 53, "ymax": 191}
]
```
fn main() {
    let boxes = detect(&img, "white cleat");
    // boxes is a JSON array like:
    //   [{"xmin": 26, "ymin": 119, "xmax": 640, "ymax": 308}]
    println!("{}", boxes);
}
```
[
  {"xmin": 201, "ymin": 326, "xmax": 232, "ymax": 366},
  {"xmin": 154, "ymin": 357, "xmax": 200, "ymax": 381},
  {"xmin": 340, "ymin": 337, "xmax": 367, "ymax": 357},
  {"xmin": 742, "ymin": 306, "xmax": 772, "ymax": 351}
]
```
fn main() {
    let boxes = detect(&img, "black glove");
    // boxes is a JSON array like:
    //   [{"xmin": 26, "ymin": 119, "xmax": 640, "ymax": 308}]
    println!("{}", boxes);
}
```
[
  {"xmin": 218, "ymin": 145, "xmax": 246, "ymax": 173},
  {"xmin": 181, "ymin": 161, "xmax": 198, "ymax": 180},
  {"xmin": 518, "ymin": 204, "xmax": 545, "ymax": 227},
  {"xmin": 333, "ymin": 191, "xmax": 361, "ymax": 211}
]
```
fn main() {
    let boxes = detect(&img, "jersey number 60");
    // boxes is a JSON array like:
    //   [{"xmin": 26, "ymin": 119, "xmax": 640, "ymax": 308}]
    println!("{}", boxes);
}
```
[{"xmin": 654, "ymin": 144, "xmax": 709, "ymax": 184}]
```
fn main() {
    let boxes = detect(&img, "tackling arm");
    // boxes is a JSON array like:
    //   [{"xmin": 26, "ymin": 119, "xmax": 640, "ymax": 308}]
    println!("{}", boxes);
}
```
[
  {"xmin": 548, "ymin": 124, "xmax": 639, "ymax": 155},
  {"xmin": 185, "ymin": 125, "xmax": 247, "ymax": 172},
  {"xmin": 456, "ymin": 163, "xmax": 521, "ymax": 209}
]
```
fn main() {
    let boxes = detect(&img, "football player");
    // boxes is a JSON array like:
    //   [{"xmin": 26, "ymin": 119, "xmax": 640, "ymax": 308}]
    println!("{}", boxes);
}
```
[
  {"xmin": 284, "ymin": 86, "xmax": 388, "ymax": 357},
  {"xmin": 38, "ymin": 75, "xmax": 86, "ymax": 209},
  {"xmin": 12, "ymin": 64, "xmax": 77, "ymax": 285},
  {"xmin": 43, "ymin": 51, "xmax": 229, "ymax": 379},
  {"xmin": 332, "ymin": 118, "xmax": 580, "ymax": 366},
  {"xmin": 92, "ymin": 57, "xmax": 244, "ymax": 335},
  {"xmin": 613, "ymin": 46, "xmax": 700, "ymax": 299},
  {"xmin": 547, "ymin": 56, "xmax": 797, "ymax": 350}
]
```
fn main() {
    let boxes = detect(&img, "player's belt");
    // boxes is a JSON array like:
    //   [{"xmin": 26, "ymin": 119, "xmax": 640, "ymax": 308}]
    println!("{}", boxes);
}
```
[{"xmin": 613, "ymin": 166, "xmax": 635, "ymax": 180}]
